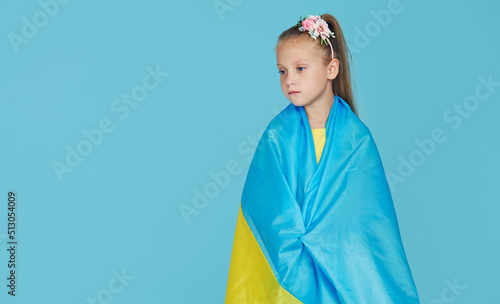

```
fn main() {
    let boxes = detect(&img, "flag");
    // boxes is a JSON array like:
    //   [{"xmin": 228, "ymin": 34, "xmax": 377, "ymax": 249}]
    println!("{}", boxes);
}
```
[{"xmin": 225, "ymin": 96, "xmax": 420, "ymax": 304}]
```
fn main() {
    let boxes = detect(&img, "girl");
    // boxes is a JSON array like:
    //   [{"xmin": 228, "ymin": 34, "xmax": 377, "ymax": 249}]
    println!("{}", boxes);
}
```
[{"xmin": 225, "ymin": 13, "xmax": 420, "ymax": 304}]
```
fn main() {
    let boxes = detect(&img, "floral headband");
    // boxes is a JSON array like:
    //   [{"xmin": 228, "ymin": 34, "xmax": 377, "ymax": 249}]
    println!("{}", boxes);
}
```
[{"xmin": 296, "ymin": 15, "xmax": 336, "ymax": 60}]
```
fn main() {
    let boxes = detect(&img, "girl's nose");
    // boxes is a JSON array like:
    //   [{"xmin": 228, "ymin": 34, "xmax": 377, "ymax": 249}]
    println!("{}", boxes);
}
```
[{"xmin": 286, "ymin": 78, "xmax": 295, "ymax": 86}]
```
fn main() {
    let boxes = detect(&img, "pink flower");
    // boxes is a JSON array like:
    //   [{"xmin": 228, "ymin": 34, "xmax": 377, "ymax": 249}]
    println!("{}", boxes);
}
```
[
  {"xmin": 301, "ymin": 18, "xmax": 316, "ymax": 31},
  {"xmin": 313, "ymin": 19, "xmax": 332, "ymax": 39},
  {"xmin": 297, "ymin": 15, "xmax": 335, "ymax": 41}
]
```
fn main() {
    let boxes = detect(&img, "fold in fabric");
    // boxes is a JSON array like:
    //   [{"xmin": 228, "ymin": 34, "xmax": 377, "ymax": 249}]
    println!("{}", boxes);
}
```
[{"xmin": 225, "ymin": 96, "xmax": 420, "ymax": 304}]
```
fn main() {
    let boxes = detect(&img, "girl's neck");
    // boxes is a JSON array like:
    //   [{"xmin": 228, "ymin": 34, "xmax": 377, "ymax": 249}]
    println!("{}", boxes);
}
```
[{"xmin": 305, "ymin": 97, "xmax": 334, "ymax": 129}]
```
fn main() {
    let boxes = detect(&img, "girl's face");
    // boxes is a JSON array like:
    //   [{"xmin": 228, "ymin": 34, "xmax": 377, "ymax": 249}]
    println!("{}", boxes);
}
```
[{"xmin": 276, "ymin": 38, "xmax": 338, "ymax": 109}]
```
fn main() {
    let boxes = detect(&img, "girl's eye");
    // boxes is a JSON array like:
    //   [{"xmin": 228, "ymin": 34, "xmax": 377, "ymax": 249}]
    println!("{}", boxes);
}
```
[
  {"xmin": 278, "ymin": 70, "xmax": 285, "ymax": 75},
  {"xmin": 297, "ymin": 67, "xmax": 305, "ymax": 71}
]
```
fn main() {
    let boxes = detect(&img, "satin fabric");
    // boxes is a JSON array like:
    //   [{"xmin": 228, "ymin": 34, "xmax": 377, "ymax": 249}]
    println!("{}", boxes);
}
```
[{"xmin": 226, "ymin": 95, "xmax": 420, "ymax": 303}]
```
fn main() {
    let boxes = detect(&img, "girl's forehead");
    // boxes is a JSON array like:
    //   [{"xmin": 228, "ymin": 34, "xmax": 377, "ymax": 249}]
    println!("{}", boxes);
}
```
[
  {"xmin": 278, "ymin": 37, "xmax": 314, "ymax": 51},
  {"xmin": 276, "ymin": 40, "xmax": 320, "ymax": 64}
]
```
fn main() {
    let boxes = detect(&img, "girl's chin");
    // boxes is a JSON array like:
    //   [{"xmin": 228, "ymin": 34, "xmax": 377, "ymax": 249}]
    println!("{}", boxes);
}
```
[{"xmin": 288, "ymin": 99, "xmax": 308, "ymax": 107}]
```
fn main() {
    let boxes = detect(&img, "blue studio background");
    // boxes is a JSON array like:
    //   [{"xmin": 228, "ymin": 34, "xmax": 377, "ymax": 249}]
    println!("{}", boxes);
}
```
[{"xmin": 1, "ymin": 0, "xmax": 499, "ymax": 303}]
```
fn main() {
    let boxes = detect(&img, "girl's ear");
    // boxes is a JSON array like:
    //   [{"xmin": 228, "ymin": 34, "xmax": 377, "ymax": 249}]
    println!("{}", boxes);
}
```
[{"xmin": 327, "ymin": 59, "xmax": 340, "ymax": 80}]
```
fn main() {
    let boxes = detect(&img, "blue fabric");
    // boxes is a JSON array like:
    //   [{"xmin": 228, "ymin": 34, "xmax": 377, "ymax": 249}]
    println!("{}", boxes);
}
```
[{"xmin": 241, "ymin": 95, "xmax": 420, "ymax": 303}]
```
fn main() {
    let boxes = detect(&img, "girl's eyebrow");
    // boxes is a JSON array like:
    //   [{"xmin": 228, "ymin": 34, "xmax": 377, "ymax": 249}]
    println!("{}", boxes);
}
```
[{"xmin": 277, "ymin": 60, "xmax": 309, "ymax": 67}]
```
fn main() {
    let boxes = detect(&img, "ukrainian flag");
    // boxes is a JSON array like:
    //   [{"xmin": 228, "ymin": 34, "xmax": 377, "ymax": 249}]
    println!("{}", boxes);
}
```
[{"xmin": 225, "ymin": 96, "xmax": 420, "ymax": 303}]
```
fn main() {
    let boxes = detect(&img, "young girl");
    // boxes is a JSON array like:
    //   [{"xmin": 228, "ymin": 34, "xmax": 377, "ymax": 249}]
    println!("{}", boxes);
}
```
[{"xmin": 225, "ymin": 13, "xmax": 420, "ymax": 304}]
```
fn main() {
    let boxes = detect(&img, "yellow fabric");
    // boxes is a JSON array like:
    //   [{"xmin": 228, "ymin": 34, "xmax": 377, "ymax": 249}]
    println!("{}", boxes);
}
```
[
  {"xmin": 225, "ymin": 204, "xmax": 303, "ymax": 304},
  {"xmin": 311, "ymin": 128, "xmax": 326, "ymax": 164}
]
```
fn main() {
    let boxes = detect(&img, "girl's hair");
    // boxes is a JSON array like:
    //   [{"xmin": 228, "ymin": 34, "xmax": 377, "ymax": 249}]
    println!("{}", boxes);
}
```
[{"xmin": 276, "ymin": 13, "xmax": 357, "ymax": 116}]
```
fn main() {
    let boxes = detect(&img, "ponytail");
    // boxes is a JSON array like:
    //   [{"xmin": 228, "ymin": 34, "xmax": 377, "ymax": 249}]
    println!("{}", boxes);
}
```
[{"xmin": 321, "ymin": 14, "xmax": 357, "ymax": 116}]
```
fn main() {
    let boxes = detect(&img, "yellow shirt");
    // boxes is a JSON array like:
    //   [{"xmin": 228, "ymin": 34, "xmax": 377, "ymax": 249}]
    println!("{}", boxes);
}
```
[{"xmin": 311, "ymin": 128, "xmax": 326, "ymax": 164}]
